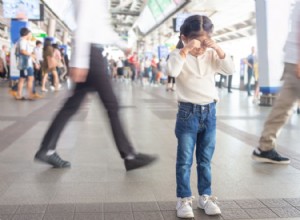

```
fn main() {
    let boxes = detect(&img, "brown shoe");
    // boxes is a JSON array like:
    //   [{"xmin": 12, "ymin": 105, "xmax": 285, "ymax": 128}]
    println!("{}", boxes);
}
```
[
  {"xmin": 32, "ymin": 93, "xmax": 44, "ymax": 99},
  {"xmin": 8, "ymin": 89, "xmax": 17, "ymax": 97}
]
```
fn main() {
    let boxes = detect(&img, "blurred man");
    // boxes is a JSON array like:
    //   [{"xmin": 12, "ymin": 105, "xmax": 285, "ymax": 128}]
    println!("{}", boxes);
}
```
[
  {"xmin": 34, "ymin": 0, "xmax": 157, "ymax": 170},
  {"xmin": 33, "ymin": 40, "xmax": 43, "ymax": 85},
  {"xmin": 252, "ymin": 1, "xmax": 300, "ymax": 164},
  {"xmin": 244, "ymin": 46, "xmax": 257, "ymax": 96},
  {"xmin": 0, "ymin": 45, "xmax": 8, "ymax": 79}
]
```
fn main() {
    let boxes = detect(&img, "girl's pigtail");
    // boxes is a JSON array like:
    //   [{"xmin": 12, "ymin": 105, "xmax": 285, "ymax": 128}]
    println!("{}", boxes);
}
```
[{"xmin": 176, "ymin": 35, "xmax": 184, "ymax": 49}]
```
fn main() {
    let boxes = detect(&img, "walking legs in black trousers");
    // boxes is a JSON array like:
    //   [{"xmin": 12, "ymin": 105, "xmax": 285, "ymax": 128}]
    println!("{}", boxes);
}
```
[{"xmin": 35, "ymin": 46, "xmax": 157, "ymax": 170}]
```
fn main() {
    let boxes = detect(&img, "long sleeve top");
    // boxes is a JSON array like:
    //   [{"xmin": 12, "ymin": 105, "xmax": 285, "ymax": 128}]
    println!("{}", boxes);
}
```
[
  {"xmin": 70, "ymin": 0, "xmax": 127, "ymax": 69},
  {"xmin": 284, "ymin": 0, "xmax": 300, "ymax": 64},
  {"xmin": 167, "ymin": 49, "xmax": 234, "ymax": 105}
]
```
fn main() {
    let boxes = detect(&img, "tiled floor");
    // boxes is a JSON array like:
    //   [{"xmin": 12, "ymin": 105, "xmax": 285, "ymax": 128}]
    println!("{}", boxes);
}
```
[{"xmin": 0, "ymin": 79, "xmax": 300, "ymax": 220}]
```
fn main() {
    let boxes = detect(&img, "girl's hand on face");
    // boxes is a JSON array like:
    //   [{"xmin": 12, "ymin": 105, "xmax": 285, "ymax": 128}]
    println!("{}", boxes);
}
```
[
  {"xmin": 185, "ymin": 39, "xmax": 201, "ymax": 52},
  {"xmin": 203, "ymin": 39, "xmax": 219, "ymax": 50}
]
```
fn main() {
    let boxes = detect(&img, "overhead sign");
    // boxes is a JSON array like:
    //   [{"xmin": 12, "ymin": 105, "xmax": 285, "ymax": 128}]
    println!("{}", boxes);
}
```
[
  {"xmin": 32, "ymin": 33, "xmax": 48, "ymax": 38},
  {"xmin": 137, "ymin": 0, "xmax": 190, "ymax": 35},
  {"xmin": 3, "ymin": 0, "xmax": 40, "ymax": 20}
]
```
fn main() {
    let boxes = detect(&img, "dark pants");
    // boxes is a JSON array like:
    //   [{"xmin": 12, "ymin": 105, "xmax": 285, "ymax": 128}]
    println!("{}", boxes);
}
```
[
  {"xmin": 39, "ymin": 46, "xmax": 135, "ymax": 158},
  {"xmin": 218, "ymin": 75, "xmax": 225, "ymax": 88},
  {"xmin": 218, "ymin": 75, "xmax": 232, "ymax": 92},
  {"xmin": 168, "ymin": 76, "xmax": 175, "ymax": 84},
  {"xmin": 247, "ymin": 69, "xmax": 253, "ymax": 95},
  {"xmin": 129, "ymin": 64, "xmax": 136, "ymax": 81},
  {"xmin": 34, "ymin": 61, "xmax": 43, "ymax": 85},
  {"xmin": 228, "ymin": 75, "xmax": 233, "ymax": 92},
  {"xmin": 117, "ymin": 67, "xmax": 123, "ymax": 76}
]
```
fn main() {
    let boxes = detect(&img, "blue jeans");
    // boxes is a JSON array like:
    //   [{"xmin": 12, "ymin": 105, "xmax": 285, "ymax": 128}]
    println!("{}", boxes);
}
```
[
  {"xmin": 175, "ymin": 102, "xmax": 216, "ymax": 198},
  {"xmin": 20, "ymin": 67, "xmax": 34, "ymax": 78},
  {"xmin": 247, "ymin": 69, "xmax": 253, "ymax": 95}
]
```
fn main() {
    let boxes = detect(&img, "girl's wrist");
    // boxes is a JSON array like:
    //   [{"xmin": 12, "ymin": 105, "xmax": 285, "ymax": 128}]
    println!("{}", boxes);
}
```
[
  {"xmin": 179, "ymin": 47, "xmax": 189, "ymax": 58},
  {"xmin": 215, "ymin": 47, "xmax": 225, "ymax": 59},
  {"xmin": 213, "ymin": 45, "xmax": 221, "ymax": 51}
]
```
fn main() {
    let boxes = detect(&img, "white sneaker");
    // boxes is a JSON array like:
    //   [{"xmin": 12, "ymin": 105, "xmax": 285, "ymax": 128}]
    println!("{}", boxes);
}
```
[
  {"xmin": 198, "ymin": 195, "xmax": 221, "ymax": 215},
  {"xmin": 176, "ymin": 197, "xmax": 194, "ymax": 218}
]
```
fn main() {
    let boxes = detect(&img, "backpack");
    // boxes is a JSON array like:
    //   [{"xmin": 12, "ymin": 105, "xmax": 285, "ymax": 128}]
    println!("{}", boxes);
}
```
[{"xmin": 15, "ymin": 40, "xmax": 29, "ymax": 70}]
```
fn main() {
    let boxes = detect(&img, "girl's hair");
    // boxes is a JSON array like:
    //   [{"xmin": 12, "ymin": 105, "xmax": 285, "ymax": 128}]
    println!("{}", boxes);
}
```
[
  {"xmin": 176, "ymin": 15, "xmax": 214, "ymax": 49},
  {"xmin": 52, "ymin": 43, "xmax": 59, "ymax": 49}
]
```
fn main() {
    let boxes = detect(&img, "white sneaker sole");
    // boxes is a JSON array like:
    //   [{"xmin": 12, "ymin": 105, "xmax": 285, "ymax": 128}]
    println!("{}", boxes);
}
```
[
  {"xmin": 251, "ymin": 154, "xmax": 290, "ymax": 164},
  {"xmin": 198, "ymin": 204, "xmax": 221, "ymax": 215},
  {"xmin": 177, "ymin": 212, "xmax": 194, "ymax": 218}
]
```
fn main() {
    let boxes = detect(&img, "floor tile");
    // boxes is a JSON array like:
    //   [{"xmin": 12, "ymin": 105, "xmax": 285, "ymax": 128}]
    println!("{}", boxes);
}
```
[
  {"xmin": 104, "ymin": 212, "xmax": 134, "ymax": 220},
  {"xmin": 75, "ymin": 203, "xmax": 103, "ymax": 213},
  {"xmin": 11, "ymin": 214, "xmax": 43, "ymax": 220},
  {"xmin": 43, "ymin": 213, "xmax": 74, "ymax": 220},
  {"xmin": 15, "ymin": 204, "xmax": 47, "ymax": 214},
  {"xmin": 133, "ymin": 211, "xmax": 164, "ymax": 220},
  {"xmin": 74, "ymin": 213, "xmax": 104, "ymax": 220},
  {"xmin": 103, "ymin": 203, "xmax": 132, "ymax": 213},
  {"xmin": 244, "ymin": 207, "xmax": 278, "ymax": 219}
]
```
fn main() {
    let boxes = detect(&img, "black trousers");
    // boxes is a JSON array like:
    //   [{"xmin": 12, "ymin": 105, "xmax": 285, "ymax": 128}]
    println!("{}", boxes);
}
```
[
  {"xmin": 39, "ymin": 45, "xmax": 135, "ymax": 158},
  {"xmin": 168, "ymin": 76, "xmax": 175, "ymax": 84},
  {"xmin": 228, "ymin": 75, "xmax": 233, "ymax": 92}
]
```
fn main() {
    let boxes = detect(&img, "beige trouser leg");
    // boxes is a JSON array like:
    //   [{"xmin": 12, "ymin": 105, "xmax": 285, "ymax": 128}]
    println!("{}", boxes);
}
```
[{"xmin": 259, "ymin": 63, "xmax": 300, "ymax": 151}]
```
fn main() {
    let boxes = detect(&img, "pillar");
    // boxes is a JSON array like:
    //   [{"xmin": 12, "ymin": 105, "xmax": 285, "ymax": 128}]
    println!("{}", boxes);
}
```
[
  {"xmin": 47, "ymin": 19, "xmax": 56, "ymax": 37},
  {"xmin": 63, "ymin": 31, "xmax": 69, "ymax": 45},
  {"xmin": 255, "ymin": 0, "xmax": 292, "ymax": 106}
]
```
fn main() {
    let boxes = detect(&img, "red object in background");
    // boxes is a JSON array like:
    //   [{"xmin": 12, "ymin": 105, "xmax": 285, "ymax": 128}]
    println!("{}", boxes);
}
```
[
  {"xmin": 6, "ymin": 54, "xmax": 10, "ymax": 65},
  {"xmin": 151, "ymin": 59, "xmax": 157, "ymax": 68},
  {"xmin": 128, "ymin": 53, "xmax": 137, "ymax": 65}
]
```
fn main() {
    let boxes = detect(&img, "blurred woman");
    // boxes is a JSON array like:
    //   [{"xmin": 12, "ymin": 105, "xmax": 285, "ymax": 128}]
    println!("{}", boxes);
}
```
[{"xmin": 41, "ymin": 39, "xmax": 60, "ymax": 92}]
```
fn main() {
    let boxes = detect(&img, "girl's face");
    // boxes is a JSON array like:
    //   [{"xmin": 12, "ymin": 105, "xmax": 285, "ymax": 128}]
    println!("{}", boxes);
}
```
[{"xmin": 183, "ymin": 32, "xmax": 210, "ymax": 56}]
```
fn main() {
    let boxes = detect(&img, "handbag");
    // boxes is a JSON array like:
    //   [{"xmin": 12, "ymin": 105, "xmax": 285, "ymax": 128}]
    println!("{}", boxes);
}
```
[{"xmin": 15, "ymin": 42, "xmax": 29, "ymax": 70}]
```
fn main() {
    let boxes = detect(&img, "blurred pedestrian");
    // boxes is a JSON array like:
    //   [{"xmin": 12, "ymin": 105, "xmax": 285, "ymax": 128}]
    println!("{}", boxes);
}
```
[
  {"xmin": 252, "ymin": 1, "xmax": 300, "ymax": 164},
  {"xmin": 34, "ymin": 0, "xmax": 157, "ymax": 170}
]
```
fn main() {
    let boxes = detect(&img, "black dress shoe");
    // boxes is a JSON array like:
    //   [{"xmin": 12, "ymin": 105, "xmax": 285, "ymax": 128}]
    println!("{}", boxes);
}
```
[
  {"xmin": 34, "ymin": 151, "xmax": 71, "ymax": 168},
  {"xmin": 125, "ymin": 153, "xmax": 158, "ymax": 171}
]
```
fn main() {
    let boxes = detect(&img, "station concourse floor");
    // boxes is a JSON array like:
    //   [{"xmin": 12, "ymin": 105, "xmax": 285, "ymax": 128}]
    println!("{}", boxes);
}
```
[{"xmin": 0, "ymin": 79, "xmax": 300, "ymax": 220}]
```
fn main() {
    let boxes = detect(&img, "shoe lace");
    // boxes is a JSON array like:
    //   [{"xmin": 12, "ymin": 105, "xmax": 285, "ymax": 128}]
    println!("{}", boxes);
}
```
[
  {"xmin": 51, "ymin": 153, "xmax": 66, "ymax": 166},
  {"xmin": 208, "ymin": 196, "xmax": 218, "ymax": 203},
  {"xmin": 207, "ymin": 195, "xmax": 218, "ymax": 204},
  {"xmin": 179, "ymin": 196, "xmax": 194, "ymax": 206},
  {"xmin": 203, "ymin": 195, "xmax": 218, "ymax": 205}
]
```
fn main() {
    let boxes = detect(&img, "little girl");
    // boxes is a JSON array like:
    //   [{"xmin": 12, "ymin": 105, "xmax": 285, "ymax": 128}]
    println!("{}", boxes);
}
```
[{"xmin": 167, "ymin": 15, "xmax": 234, "ymax": 218}]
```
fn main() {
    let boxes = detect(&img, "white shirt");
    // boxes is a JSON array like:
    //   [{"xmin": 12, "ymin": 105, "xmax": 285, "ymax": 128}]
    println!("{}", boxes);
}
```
[
  {"xmin": 20, "ymin": 38, "xmax": 33, "ymax": 68},
  {"xmin": 167, "ymin": 49, "xmax": 234, "ymax": 105},
  {"xmin": 34, "ymin": 46, "xmax": 43, "ymax": 62},
  {"xmin": 144, "ymin": 60, "xmax": 151, "ymax": 68},
  {"xmin": 70, "ymin": 0, "xmax": 128, "ymax": 69},
  {"xmin": 0, "ymin": 50, "xmax": 7, "ymax": 71},
  {"xmin": 284, "ymin": 0, "xmax": 300, "ymax": 64},
  {"xmin": 117, "ymin": 59, "xmax": 124, "ymax": 68}
]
